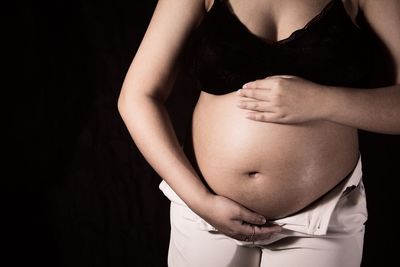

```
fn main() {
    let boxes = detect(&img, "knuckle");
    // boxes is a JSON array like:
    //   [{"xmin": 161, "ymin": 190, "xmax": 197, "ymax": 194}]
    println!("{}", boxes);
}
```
[
  {"xmin": 275, "ymin": 87, "xmax": 284, "ymax": 97},
  {"xmin": 279, "ymin": 114, "xmax": 289, "ymax": 121},
  {"xmin": 258, "ymin": 113, "xmax": 266, "ymax": 121},
  {"xmin": 272, "ymin": 96, "xmax": 284, "ymax": 107},
  {"xmin": 274, "ymin": 113, "xmax": 287, "ymax": 121},
  {"xmin": 271, "ymin": 78, "xmax": 279, "ymax": 88},
  {"xmin": 275, "ymin": 77, "xmax": 286, "ymax": 87},
  {"xmin": 270, "ymin": 113, "xmax": 281, "ymax": 121},
  {"xmin": 277, "ymin": 113, "xmax": 286, "ymax": 119},
  {"xmin": 254, "ymin": 80, "xmax": 262, "ymax": 87}
]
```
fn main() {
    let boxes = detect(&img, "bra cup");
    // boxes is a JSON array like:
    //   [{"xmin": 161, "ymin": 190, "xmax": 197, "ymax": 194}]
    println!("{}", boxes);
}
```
[{"xmin": 187, "ymin": 0, "xmax": 372, "ymax": 95}]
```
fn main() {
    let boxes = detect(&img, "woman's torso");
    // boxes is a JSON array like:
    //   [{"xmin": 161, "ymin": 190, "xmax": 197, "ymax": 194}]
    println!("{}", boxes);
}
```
[{"xmin": 183, "ymin": 0, "xmax": 371, "ymax": 219}]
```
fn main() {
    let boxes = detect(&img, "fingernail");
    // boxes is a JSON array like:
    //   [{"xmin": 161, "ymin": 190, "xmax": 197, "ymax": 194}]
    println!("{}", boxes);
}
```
[
  {"xmin": 259, "ymin": 217, "xmax": 266, "ymax": 224},
  {"xmin": 243, "ymin": 83, "xmax": 249, "ymax": 88},
  {"xmin": 237, "ymin": 89, "xmax": 242, "ymax": 95}
]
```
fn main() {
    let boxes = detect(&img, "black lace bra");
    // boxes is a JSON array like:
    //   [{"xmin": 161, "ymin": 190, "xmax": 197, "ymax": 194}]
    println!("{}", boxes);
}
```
[{"xmin": 186, "ymin": 0, "xmax": 372, "ymax": 95}]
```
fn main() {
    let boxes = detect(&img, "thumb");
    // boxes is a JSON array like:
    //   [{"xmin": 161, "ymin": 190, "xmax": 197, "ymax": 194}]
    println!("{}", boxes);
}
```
[{"xmin": 237, "ymin": 208, "xmax": 266, "ymax": 225}]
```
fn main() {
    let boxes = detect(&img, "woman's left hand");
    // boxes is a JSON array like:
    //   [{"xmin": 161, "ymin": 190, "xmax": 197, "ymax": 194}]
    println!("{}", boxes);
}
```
[{"xmin": 237, "ymin": 75, "xmax": 330, "ymax": 124}]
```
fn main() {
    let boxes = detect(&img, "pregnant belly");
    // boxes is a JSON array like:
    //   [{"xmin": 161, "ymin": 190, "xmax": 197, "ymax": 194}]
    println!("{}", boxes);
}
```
[{"xmin": 185, "ymin": 91, "xmax": 359, "ymax": 219}]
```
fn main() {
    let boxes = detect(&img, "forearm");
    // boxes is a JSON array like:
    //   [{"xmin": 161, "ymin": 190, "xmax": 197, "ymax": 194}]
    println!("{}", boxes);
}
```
[
  {"xmin": 117, "ymin": 93, "xmax": 211, "ymax": 212},
  {"xmin": 323, "ymin": 84, "xmax": 400, "ymax": 134}
]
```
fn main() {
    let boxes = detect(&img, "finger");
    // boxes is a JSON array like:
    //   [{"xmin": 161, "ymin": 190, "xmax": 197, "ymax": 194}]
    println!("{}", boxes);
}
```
[
  {"xmin": 237, "ymin": 88, "xmax": 271, "ymax": 100},
  {"xmin": 242, "ymin": 77, "xmax": 277, "ymax": 89},
  {"xmin": 242, "ymin": 76, "xmax": 273, "ymax": 89},
  {"xmin": 253, "ymin": 225, "xmax": 282, "ymax": 241},
  {"xmin": 237, "ymin": 233, "xmax": 253, "ymax": 242},
  {"xmin": 237, "ymin": 100, "xmax": 273, "ymax": 112},
  {"xmin": 245, "ymin": 111, "xmax": 284, "ymax": 123},
  {"xmin": 252, "ymin": 225, "xmax": 272, "ymax": 241},
  {"xmin": 241, "ymin": 225, "xmax": 257, "ymax": 242},
  {"xmin": 243, "ymin": 74, "xmax": 298, "ymax": 90},
  {"xmin": 236, "ymin": 209, "xmax": 266, "ymax": 225},
  {"xmin": 237, "ymin": 221, "xmax": 259, "ymax": 236},
  {"xmin": 235, "ymin": 224, "xmax": 282, "ymax": 242}
]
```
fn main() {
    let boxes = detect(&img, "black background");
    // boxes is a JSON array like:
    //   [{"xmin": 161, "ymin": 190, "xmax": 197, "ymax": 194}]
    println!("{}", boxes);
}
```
[{"xmin": 8, "ymin": 1, "xmax": 399, "ymax": 266}]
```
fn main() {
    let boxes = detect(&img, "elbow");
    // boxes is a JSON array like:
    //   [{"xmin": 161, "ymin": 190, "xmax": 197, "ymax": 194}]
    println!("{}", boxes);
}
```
[
  {"xmin": 117, "ymin": 85, "xmax": 165, "ymax": 119},
  {"xmin": 117, "ymin": 90, "xmax": 127, "ymax": 118},
  {"xmin": 117, "ymin": 83, "xmax": 138, "ymax": 116},
  {"xmin": 117, "ymin": 87, "xmax": 135, "ymax": 120}
]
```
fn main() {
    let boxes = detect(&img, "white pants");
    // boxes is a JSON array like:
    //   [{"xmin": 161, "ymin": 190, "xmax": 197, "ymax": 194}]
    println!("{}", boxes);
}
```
[{"xmin": 159, "ymin": 155, "xmax": 367, "ymax": 267}]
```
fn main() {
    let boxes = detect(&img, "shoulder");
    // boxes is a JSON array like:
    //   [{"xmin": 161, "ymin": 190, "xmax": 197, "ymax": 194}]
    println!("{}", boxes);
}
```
[
  {"xmin": 358, "ymin": 0, "xmax": 400, "ymax": 82},
  {"xmin": 358, "ymin": 0, "xmax": 400, "ymax": 11}
]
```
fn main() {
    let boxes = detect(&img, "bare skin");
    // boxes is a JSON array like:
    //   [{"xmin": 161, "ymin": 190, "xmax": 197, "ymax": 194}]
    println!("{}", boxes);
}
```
[
  {"xmin": 190, "ymin": 90, "xmax": 359, "ymax": 219},
  {"xmin": 118, "ymin": 0, "xmax": 400, "ymax": 242}
]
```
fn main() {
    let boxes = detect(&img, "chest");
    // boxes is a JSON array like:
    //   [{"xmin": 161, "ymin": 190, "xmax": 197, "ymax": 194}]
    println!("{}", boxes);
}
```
[{"xmin": 188, "ymin": 0, "xmax": 372, "ymax": 95}]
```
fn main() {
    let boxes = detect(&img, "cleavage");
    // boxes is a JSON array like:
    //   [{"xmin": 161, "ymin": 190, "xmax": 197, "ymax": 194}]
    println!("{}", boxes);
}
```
[{"xmin": 222, "ymin": 0, "xmax": 337, "ymax": 45}]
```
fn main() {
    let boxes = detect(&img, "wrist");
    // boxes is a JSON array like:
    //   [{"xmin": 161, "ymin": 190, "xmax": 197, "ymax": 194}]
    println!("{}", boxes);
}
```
[
  {"xmin": 319, "ymin": 85, "xmax": 344, "ymax": 121},
  {"xmin": 188, "ymin": 188, "xmax": 215, "ymax": 216}
]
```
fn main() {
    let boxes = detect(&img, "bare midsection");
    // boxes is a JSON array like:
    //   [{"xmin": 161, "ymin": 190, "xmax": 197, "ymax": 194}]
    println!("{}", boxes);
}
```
[{"xmin": 188, "ymin": 91, "xmax": 359, "ymax": 219}]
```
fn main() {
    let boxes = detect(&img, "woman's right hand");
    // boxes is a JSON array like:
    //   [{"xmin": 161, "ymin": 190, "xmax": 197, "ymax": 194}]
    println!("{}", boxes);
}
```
[{"xmin": 198, "ymin": 194, "xmax": 282, "ymax": 242}]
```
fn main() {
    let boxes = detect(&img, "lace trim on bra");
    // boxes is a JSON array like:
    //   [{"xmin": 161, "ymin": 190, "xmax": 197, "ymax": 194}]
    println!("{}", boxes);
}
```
[{"xmin": 207, "ymin": 0, "xmax": 360, "ymax": 46}]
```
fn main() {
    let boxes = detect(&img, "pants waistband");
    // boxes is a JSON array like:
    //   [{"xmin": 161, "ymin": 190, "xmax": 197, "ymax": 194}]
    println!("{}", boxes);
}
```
[{"xmin": 160, "ymin": 154, "xmax": 363, "ymax": 236}]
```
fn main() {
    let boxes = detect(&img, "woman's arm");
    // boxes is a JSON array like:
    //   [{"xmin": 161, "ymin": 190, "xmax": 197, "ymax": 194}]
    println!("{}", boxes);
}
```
[
  {"xmin": 237, "ymin": 0, "xmax": 400, "ymax": 134},
  {"xmin": 322, "ymin": 85, "xmax": 400, "ymax": 134},
  {"xmin": 320, "ymin": 0, "xmax": 400, "ymax": 134},
  {"xmin": 118, "ymin": 0, "xmax": 280, "ymax": 241}
]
